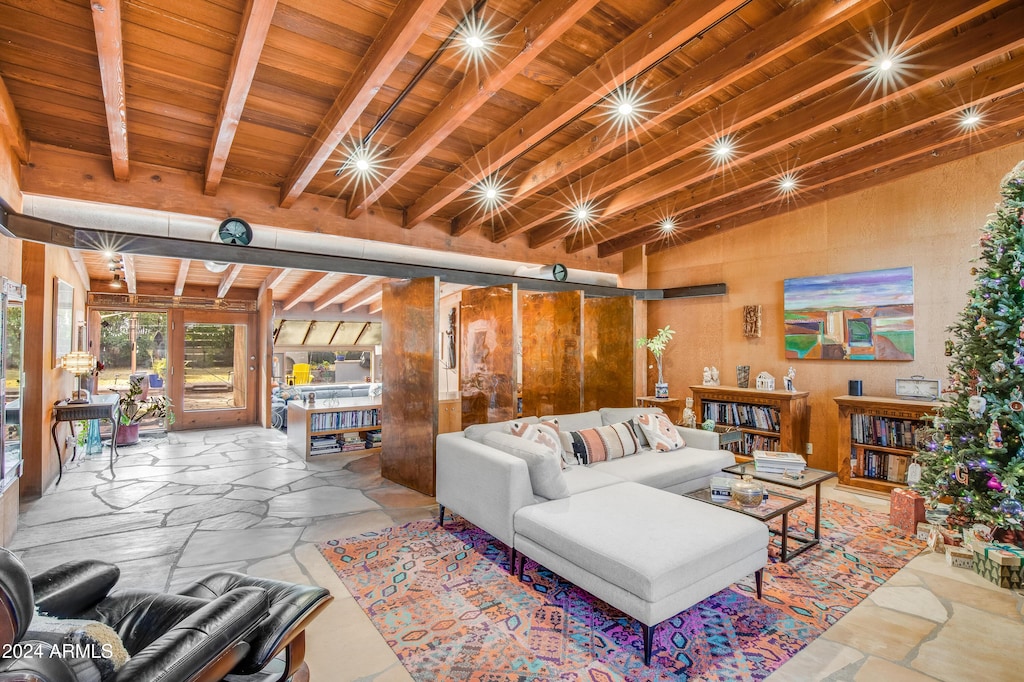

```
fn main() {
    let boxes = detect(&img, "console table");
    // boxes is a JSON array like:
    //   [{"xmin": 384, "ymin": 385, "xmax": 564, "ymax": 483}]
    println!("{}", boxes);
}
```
[{"xmin": 52, "ymin": 394, "xmax": 120, "ymax": 483}]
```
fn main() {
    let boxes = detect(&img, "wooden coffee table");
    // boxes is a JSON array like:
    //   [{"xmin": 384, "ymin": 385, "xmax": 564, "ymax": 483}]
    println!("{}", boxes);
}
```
[
  {"xmin": 722, "ymin": 464, "xmax": 838, "ymax": 560},
  {"xmin": 682, "ymin": 487, "xmax": 806, "ymax": 562}
]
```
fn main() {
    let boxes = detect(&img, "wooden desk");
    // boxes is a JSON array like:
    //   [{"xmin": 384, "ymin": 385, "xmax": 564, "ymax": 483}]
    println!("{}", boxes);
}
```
[
  {"xmin": 52, "ymin": 394, "xmax": 120, "ymax": 483},
  {"xmin": 636, "ymin": 395, "xmax": 684, "ymax": 423}
]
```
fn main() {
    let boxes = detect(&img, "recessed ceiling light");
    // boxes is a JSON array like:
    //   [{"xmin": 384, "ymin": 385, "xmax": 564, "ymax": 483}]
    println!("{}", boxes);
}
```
[
  {"xmin": 778, "ymin": 173, "xmax": 798, "ymax": 193},
  {"xmin": 878, "ymin": 58, "xmax": 893, "ymax": 71},
  {"xmin": 458, "ymin": 15, "xmax": 496, "ymax": 60},
  {"xmin": 659, "ymin": 218, "xmax": 676, "ymax": 233},
  {"xmin": 568, "ymin": 202, "xmax": 594, "ymax": 228},
  {"xmin": 959, "ymin": 108, "xmax": 982, "ymax": 130},
  {"xmin": 473, "ymin": 176, "xmax": 506, "ymax": 208},
  {"xmin": 710, "ymin": 136, "xmax": 736, "ymax": 162},
  {"xmin": 485, "ymin": 187, "xmax": 497, "ymax": 200},
  {"xmin": 465, "ymin": 33, "xmax": 484, "ymax": 50},
  {"xmin": 605, "ymin": 88, "xmax": 643, "ymax": 128}
]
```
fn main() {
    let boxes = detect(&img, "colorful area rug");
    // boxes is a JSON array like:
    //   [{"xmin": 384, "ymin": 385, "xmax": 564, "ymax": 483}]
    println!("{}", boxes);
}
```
[{"xmin": 318, "ymin": 500, "xmax": 922, "ymax": 680}]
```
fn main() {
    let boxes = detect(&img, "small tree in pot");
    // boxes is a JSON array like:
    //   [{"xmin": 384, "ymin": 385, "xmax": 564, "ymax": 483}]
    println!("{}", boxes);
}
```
[{"xmin": 637, "ymin": 325, "xmax": 675, "ymax": 398}]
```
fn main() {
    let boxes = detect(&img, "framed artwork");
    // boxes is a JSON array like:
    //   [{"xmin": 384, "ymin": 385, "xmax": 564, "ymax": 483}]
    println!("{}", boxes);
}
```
[
  {"xmin": 52, "ymin": 278, "xmax": 74, "ymax": 367},
  {"xmin": 784, "ymin": 266, "xmax": 914, "ymax": 361},
  {"xmin": 743, "ymin": 305, "xmax": 762, "ymax": 338}
]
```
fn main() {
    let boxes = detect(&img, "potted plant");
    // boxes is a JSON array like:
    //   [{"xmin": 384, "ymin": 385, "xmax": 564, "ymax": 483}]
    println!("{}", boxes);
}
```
[
  {"xmin": 117, "ymin": 379, "xmax": 175, "ymax": 445},
  {"xmin": 637, "ymin": 325, "xmax": 675, "ymax": 398},
  {"xmin": 149, "ymin": 358, "xmax": 166, "ymax": 389}
]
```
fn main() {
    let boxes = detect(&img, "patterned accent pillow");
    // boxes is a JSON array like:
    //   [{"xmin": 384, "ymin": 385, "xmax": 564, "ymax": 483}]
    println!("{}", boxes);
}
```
[
  {"xmin": 563, "ymin": 421, "xmax": 639, "ymax": 465},
  {"xmin": 635, "ymin": 412, "xmax": 687, "ymax": 452},
  {"xmin": 505, "ymin": 420, "xmax": 563, "ymax": 463}
]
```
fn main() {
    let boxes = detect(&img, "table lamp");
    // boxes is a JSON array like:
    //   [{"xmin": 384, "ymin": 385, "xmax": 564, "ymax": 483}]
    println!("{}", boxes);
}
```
[{"xmin": 60, "ymin": 351, "xmax": 96, "ymax": 404}]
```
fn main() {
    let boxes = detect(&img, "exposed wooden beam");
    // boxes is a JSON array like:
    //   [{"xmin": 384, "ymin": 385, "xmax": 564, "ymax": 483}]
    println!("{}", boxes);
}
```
[
  {"xmin": 312, "ymin": 275, "xmax": 366, "ymax": 311},
  {"xmin": 600, "ymin": 90, "xmax": 1024, "ymax": 257},
  {"xmin": 217, "ymin": 263, "xmax": 244, "ymax": 298},
  {"xmin": 342, "ymin": 283, "xmax": 384, "ymax": 313},
  {"xmin": 173, "ymin": 259, "xmax": 190, "ymax": 296},
  {"xmin": 457, "ymin": 0, "xmax": 885, "ymax": 236},
  {"xmin": 204, "ymin": 0, "xmax": 278, "ymax": 196},
  {"xmin": 0, "ymin": 74, "xmax": 29, "ymax": 163},
  {"xmin": 121, "ymin": 253, "xmax": 136, "ymax": 294},
  {"xmin": 368, "ymin": 299, "xmax": 383, "ymax": 315},
  {"xmin": 337, "ymin": 276, "xmax": 383, "ymax": 312},
  {"xmin": 508, "ymin": 0, "xmax": 1000, "ymax": 246},
  {"xmin": 346, "ymin": 0, "xmax": 603, "ymax": 219},
  {"xmin": 68, "ymin": 250, "xmax": 91, "ymax": 290},
  {"xmin": 258, "ymin": 267, "xmax": 289, "ymax": 298},
  {"xmin": 403, "ymin": 0, "xmax": 750, "ymax": 229},
  {"xmin": 90, "ymin": 0, "xmax": 130, "ymax": 182},
  {"xmin": 279, "ymin": 0, "xmax": 448, "ymax": 208},
  {"xmin": 282, "ymin": 271, "xmax": 329, "ymax": 310},
  {"xmin": 558, "ymin": 4, "xmax": 1024, "ymax": 251}
]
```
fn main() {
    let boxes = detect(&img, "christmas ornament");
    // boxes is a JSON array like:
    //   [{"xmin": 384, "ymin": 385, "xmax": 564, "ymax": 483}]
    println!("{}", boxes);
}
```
[
  {"xmin": 906, "ymin": 459, "xmax": 922, "ymax": 486},
  {"xmin": 991, "ymin": 359, "xmax": 1006, "ymax": 375},
  {"xmin": 943, "ymin": 434, "xmax": 953, "ymax": 454},
  {"xmin": 955, "ymin": 463, "xmax": 969, "ymax": 485},
  {"xmin": 1015, "ymin": 349, "xmax": 1024, "ymax": 367},
  {"xmin": 1000, "ymin": 498, "xmax": 1023, "ymax": 516},
  {"xmin": 988, "ymin": 418, "xmax": 1003, "ymax": 449},
  {"xmin": 1011, "ymin": 400, "xmax": 1024, "ymax": 412},
  {"xmin": 986, "ymin": 474, "xmax": 1004, "ymax": 491},
  {"xmin": 968, "ymin": 394, "xmax": 987, "ymax": 419},
  {"xmin": 1010, "ymin": 388, "xmax": 1023, "ymax": 411},
  {"xmin": 975, "ymin": 316, "xmax": 987, "ymax": 331},
  {"xmin": 945, "ymin": 340, "xmax": 954, "ymax": 356}
]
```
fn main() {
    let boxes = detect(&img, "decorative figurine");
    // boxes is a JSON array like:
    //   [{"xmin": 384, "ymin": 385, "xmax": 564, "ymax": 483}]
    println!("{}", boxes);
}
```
[
  {"xmin": 988, "ymin": 418, "xmax": 1003, "ymax": 449},
  {"xmin": 702, "ymin": 366, "xmax": 713, "ymax": 385},
  {"xmin": 709, "ymin": 366, "xmax": 720, "ymax": 386},
  {"xmin": 681, "ymin": 397, "xmax": 697, "ymax": 429},
  {"xmin": 755, "ymin": 371, "xmax": 775, "ymax": 391},
  {"xmin": 968, "ymin": 394, "xmax": 988, "ymax": 419},
  {"xmin": 783, "ymin": 366, "xmax": 796, "ymax": 391}
]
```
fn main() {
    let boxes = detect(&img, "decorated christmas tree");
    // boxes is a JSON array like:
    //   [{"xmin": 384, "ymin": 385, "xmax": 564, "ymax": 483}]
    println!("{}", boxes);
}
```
[{"xmin": 914, "ymin": 161, "xmax": 1024, "ymax": 540}]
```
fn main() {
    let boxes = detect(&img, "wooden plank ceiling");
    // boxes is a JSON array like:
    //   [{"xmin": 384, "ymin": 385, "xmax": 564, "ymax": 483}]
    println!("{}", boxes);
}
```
[{"xmin": 2, "ymin": 0, "xmax": 1023, "ymax": 286}]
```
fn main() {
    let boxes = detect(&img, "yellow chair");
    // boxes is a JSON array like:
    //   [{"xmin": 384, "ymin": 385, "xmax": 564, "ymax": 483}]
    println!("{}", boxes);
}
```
[{"xmin": 292, "ymin": 363, "xmax": 311, "ymax": 385}]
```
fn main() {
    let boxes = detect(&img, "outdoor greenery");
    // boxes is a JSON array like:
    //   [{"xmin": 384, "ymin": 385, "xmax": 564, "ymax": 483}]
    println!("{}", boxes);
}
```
[{"xmin": 915, "ymin": 162, "xmax": 1024, "ymax": 535}]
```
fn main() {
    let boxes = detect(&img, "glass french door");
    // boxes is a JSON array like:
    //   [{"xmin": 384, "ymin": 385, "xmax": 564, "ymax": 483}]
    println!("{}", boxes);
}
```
[{"xmin": 170, "ymin": 310, "xmax": 257, "ymax": 429}]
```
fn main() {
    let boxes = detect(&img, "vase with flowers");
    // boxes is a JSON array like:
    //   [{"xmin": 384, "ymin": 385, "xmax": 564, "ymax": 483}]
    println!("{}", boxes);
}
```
[{"xmin": 637, "ymin": 325, "xmax": 675, "ymax": 398}]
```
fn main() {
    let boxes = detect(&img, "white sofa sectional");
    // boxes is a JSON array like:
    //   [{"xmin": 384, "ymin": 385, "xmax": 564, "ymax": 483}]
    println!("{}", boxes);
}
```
[{"xmin": 435, "ymin": 406, "xmax": 769, "ymax": 665}]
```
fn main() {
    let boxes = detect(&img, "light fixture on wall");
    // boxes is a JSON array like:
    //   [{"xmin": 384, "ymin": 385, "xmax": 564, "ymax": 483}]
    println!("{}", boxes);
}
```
[{"xmin": 112, "ymin": 272, "xmax": 123, "ymax": 288}]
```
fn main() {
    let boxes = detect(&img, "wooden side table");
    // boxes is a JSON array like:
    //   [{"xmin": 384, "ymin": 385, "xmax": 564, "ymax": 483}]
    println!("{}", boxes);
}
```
[
  {"xmin": 636, "ymin": 395, "xmax": 684, "ymax": 423},
  {"xmin": 52, "ymin": 393, "xmax": 120, "ymax": 483}
]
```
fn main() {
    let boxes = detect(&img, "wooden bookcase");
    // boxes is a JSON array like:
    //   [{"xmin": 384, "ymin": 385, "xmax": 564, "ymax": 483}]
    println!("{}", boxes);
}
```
[
  {"xmin": 690, "ymin": 385, "xmax": 809, "ymax": 458},
  {"xmin": 834, "ymin": 395, "xmax": 943, "ymax": 495},
  {"xmin": 287, "ymin": 397, "xmax": 383, "ymax": 460}
]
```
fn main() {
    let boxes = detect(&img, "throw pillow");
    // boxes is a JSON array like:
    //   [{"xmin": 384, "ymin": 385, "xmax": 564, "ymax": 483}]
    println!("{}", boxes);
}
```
[
  {"xmin": 29, "ymin": 613, "xmax": 131, "ymax": 682},
  {"xmin": 562, "ymin": 421, "xmax": 639, "ymax": 465},
  {"xmin": 483, "ymin": 432, "xmax": 570, "ymax": 499},
  {"xmin": 505, "ymin": 421, "xmax": 562, "ymax": 458},
  {"xmin": 635, "ymin": 412, "xmax": 687, "ymax": 452}
]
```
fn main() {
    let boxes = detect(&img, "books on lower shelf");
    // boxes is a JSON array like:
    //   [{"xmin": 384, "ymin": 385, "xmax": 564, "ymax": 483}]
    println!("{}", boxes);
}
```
[
  {"xmin": 853, "ymin": 449, "xmax": 911, "ymax": 484},
  {"xmin": 753, "ymin": 449, "xmax": 806, "ymax": 474},
  {"xmin": 309, "ymin": 435, "xmax": 341, "ymax": 456}
]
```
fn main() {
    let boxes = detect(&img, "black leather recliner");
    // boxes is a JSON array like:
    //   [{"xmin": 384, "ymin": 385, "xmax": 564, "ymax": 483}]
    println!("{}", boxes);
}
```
[{"xmin": 0, "ymin": 549, "xmax": 333, "ymax": 682}]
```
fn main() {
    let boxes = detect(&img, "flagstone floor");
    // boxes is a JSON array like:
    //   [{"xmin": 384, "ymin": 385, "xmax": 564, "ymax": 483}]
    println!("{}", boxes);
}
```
[{"xmin": 11, "ymin": 427, "xmax": 1024, "ymax": 681}]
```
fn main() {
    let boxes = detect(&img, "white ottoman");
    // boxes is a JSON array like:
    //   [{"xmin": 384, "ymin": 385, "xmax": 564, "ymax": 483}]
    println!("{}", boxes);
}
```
[{"xmin": 513, "ymin": 481, "xmax": 768, "ymax": 664}]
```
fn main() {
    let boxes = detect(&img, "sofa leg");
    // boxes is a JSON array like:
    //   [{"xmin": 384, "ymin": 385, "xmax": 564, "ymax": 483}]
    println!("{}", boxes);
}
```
[
  {"xmin": 517, "ymin": 552, "xmax": 526, "ymax": 581},
  {"xmin": 640, "ymin": 622, "xmax": 655, "ymax": 666},
  {"xmin": 755, "ymin": 568, "xmax": 763, "ymax": 599},
  {"xmin": 438, "ymin": 504, "xmax": 446, "ymax": 527},
  {"xmin": 508, "ymin": 546, "xmax": 517, "ymax": 573}
]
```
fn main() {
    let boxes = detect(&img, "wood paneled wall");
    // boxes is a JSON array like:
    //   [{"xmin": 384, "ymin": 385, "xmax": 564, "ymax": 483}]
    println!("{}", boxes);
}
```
[
  {"xmin": 583, "ymin": 296, "xmax": 635, "ymax": 411},
  {"xmin": 382, "ymin": 277, "xmax": 438, "ymax": 495},
  {"xmin": 521, "ymin": 291, "xmax": 582, "ymax": 417},
  {"xmin": 646, "ymin": 142, "xmax": 1024, "ymax": 471},
  {"xmin": 460, "ymin": 285, "xmax": 516, "ymax": 427}
]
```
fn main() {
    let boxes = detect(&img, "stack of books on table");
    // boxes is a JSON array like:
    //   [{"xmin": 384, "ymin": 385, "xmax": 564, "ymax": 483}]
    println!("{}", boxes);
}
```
[
  {"xmin": 753, "ymin": 450, "xmax": 806, "ymax": 475},
  {"xmin": 341, "ymin": 433, "xmax": 366, "ymax": 452},
  {"xmin": 365, "ymin": 430, "xmax": 382, "ymax": 449},
  {"xmin": 309, "ymin": 435, "xmax": 341, "ymax": 456}
]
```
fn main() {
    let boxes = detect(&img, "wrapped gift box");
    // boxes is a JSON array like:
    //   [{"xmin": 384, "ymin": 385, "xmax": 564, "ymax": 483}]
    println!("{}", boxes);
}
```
[
  {"xmin": 890, "ymin": 488, "xmax": 925, "ymax": 536},
  {"xmin": 916, "ymin": 522, "xmax": 935, "ymax": 542},
  {"xmin": 945, "ymin": 545, "xmax": 973, "ymax": 569},
  {"xmin": 971, "ymin": 542, "xmax": 1024, "ymax": 588}
]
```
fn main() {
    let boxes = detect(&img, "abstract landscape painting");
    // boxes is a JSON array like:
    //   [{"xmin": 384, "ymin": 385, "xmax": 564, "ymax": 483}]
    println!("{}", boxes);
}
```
[{"xmin": 784, "ymin": 267, "xmax": 914, "ymax": 360}]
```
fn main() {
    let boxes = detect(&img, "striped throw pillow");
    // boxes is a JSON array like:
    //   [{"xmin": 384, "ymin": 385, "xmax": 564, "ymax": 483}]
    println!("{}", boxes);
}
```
[
  {"xmin": 635, "ymin": 412, "xmax": 686, "ymax": 452},
  {"xmin": 563, "ymin": 421, "xmax": 639, "ymax": 465}
]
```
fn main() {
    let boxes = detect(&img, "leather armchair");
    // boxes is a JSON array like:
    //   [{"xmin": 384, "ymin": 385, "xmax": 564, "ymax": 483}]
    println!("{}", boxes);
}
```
[{"xmin": 0, "ymin": 549, "xmax": 268, "ymax": 682}]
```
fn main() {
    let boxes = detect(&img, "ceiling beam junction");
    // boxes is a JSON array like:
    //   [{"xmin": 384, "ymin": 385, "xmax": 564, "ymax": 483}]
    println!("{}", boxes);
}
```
[{"xmin": 217, "ymin": 263, "xmax": 244, "ymax": 298}]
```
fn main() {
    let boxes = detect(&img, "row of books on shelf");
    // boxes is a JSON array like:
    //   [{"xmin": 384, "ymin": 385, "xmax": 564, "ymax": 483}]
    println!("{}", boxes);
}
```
[
  {"xmin": 723, "ymin": 433, "xmax": 780, "ymax": 455},
  {"xmin": 850, "ymin": 414, "xmax": 925, "ymax": 449},
  {"xmin": 310, "ymin": 409, "xmax": 380, "ymax": 433},
  {"xmin": 852, "ymin": 449, "xmax": 911, "ymax": 484},
  {"xmin": 309, "ymin": 430, "xmax": 382, "ymax": 456},
  {"xmin": 701, "ymin": 402, "xmax": 780, "ymax": 432},
  {"xmin": 753, "ymin": 449, "xmax": 806, "ymax": 474}
]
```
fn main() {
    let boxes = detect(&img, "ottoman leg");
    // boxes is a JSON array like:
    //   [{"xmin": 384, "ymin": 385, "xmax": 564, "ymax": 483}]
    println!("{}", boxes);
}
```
[
  {"xmin": 640, "ymin": 622, "xmax": 656, "ymax": 665},
  {"xmin": 755, "ymin": 569, "xmax": 763, "ymax": 599},
  {"xmin": 438, "ymin": 504, "xmax": 446, "ymax": 527}
]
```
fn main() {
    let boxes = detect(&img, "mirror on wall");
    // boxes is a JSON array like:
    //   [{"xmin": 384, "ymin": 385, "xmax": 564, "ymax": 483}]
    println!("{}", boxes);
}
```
[{"xmin": 1, "ymin": 277, "xmax": 26, "ymax": 490}]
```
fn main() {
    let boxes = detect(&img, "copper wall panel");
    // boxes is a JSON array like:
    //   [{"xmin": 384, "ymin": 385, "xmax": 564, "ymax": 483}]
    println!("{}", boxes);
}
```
[
  {"xmin": 521, "ymin": 291, "xmax": 582, "ymax": 417},
  {"xmin": 460, "ymin": 285, "xmax": 516, "ymax": 427},
  {"xmin": 583, "ymin": 296, "xmax": 635, "ymax": 411},
  {"xmin": 382, "ymin": 278, "xmax": 438, "ymax": 495}
]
